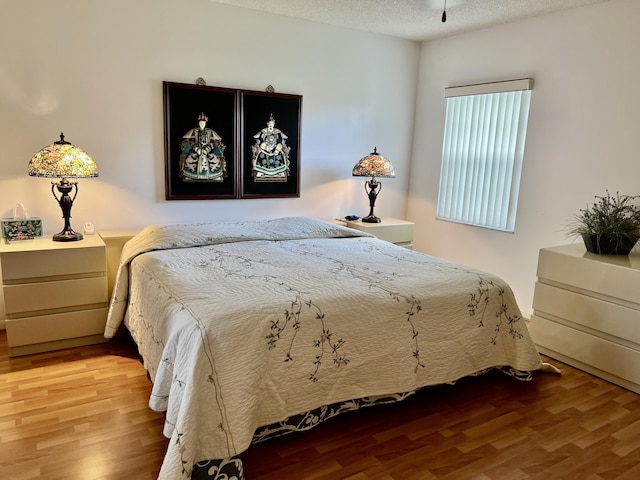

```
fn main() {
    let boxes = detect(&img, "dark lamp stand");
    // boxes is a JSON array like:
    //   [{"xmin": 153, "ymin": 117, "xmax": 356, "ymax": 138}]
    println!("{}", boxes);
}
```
[
  {"xmin": 362, "ymin": 178, "xmax": 382, "ymax": 223},
  {"xmin": 51, "ymin": 178, "xmax": 83, "ymax": 241}
]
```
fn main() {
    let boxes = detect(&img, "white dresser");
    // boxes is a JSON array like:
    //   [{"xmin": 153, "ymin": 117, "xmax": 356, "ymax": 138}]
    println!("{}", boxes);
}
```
[{"xmin": 529, "ymin": 243, "xmax": 640, "ymax": 393}]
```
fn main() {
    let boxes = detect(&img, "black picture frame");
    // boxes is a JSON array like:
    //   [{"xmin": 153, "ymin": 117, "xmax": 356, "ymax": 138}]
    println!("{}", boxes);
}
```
[
  {"xmin": 163, "ymin": 82, "xmax": 302, "ymax": 200},
  {"xmin": 240, "ymin": 91, "xmax": 302, "ymax": 198},
  {"xmin": 163, "ymin": 82, "xmax": 238, "ymax": 200}
]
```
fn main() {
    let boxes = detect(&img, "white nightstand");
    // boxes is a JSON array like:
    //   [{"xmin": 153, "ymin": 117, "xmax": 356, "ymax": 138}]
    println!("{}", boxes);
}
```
[
  {"xmin": 341, "ymin": 217, "xmax": 414, "ymax": 248},
  {"xmin": 0, "ymin": 234, "xmax": 108, "ymax": 356}
]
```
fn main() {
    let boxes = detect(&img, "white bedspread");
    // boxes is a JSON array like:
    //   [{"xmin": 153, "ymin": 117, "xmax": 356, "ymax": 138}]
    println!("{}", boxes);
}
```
[{"xmin": 104, "ymin": 217, "xmax": 542, "ymax": 479}]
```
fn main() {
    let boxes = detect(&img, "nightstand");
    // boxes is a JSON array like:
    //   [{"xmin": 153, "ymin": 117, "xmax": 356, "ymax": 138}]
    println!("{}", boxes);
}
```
[
  {"xmin": 0, "ymin": 235, "xmax": 108, "ymax": 356},
  {"xmin": 343, "ymin": 217, "xmax": 414, "ymax": 248}
]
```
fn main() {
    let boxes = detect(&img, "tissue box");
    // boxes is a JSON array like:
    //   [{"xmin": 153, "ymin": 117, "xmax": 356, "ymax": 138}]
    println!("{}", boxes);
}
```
[{"xmin": 1, "ymin": 218, "xmax": 43, "ymax": 240}]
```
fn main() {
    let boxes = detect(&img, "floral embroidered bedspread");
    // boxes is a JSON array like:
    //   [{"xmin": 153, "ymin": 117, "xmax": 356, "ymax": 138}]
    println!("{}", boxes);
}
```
[{"xmin": 104, "ymin": 217, "xmax": 543, "ymax": 479}]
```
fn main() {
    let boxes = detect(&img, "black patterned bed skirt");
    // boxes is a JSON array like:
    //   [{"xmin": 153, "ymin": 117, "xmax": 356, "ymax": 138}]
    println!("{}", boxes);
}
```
[
  {"xmin": 191, "ymin": 391, "xmax": 412, "ymax": 479},
  {"xmin": 191, "ymin": 366, "xmax": 532, "ymax": 480}
]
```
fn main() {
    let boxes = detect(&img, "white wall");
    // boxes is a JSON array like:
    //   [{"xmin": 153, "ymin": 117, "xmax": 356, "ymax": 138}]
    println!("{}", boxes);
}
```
[
  {"xmin": 0, "ymin": 0, "xmax": 419, "ymax": 327},
  {"xmin": 408, "ymin": 0, "xmax": 640, "ymax": 315},
  {"xmin": 0, "ymin": 0, "xmax": 419, "ymax": 232}
]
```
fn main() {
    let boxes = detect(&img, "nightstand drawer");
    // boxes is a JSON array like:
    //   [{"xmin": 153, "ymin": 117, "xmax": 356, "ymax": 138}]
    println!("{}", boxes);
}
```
[
  {"xmin": 370, "ymin": 223, "xmax": 414, "ymax": 244},
  {"xmin": 0, "ymin": 245, "xmax": 105, "ymax": 282},
  {"xmin": 6, "ymin": 308, "xmax": 108, "ymax": 347},
  {"xmin": 343, "ymin": 217, "xmax": 414, "ymax": 247},
  {"xmin": 3, "ymin": 276, "xmax": 108, "ymax": 316}
]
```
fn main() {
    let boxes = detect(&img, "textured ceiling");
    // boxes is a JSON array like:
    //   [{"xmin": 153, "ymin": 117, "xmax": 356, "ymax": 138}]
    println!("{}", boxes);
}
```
[{"xmin": 209, "ymin": 0, "xmax": 609, "ymax": 41}]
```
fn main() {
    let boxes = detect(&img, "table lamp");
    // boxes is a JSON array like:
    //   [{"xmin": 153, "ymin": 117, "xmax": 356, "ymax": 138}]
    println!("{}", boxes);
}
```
[
  {"xmin": 352, "ymin": 147, "xmax": 395, "ymax": 223},
  {"xmin": 27, "ymin": 133, "xmax": 99, "ymax": 241}
]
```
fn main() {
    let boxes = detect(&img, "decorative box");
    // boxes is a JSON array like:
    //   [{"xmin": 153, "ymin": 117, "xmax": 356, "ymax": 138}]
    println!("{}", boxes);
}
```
[{"xmin": 2, "ymin": 218, "xmax": 43, "ymax": 240}]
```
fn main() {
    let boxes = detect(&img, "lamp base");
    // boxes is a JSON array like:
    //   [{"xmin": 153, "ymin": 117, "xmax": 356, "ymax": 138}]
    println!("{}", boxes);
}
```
[
  {"xmin": 361, "ymin": 215, "xmax": 381, "ymax": 223},
  {"xmin": 53, "ymin": 229, "xmax": 84, "ymax": 242}
]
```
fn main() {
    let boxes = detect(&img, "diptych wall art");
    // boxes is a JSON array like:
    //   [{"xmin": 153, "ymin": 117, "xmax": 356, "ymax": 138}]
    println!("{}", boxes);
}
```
[{"xmin": 163, "ymin": 81, "xmax": 301, "ymax": 200}]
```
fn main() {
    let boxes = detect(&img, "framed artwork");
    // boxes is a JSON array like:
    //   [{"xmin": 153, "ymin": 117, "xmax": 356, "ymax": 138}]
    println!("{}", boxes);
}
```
[
  {"xmin": 240, "ymin": 91, "xmax": 302, "ymax": 198},
  {"xmin": 163, "ymin": 81, "xmax": 302, "ymax": 200},
  {"xmin": 163, "ymin": 82, "xmax": 238, "ymax": 200}
]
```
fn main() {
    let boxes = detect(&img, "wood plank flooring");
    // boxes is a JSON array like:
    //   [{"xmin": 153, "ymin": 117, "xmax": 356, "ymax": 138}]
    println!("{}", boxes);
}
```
[{"xmin": 1, "ymin": 330, "xmax": 639, "ymax": 479}]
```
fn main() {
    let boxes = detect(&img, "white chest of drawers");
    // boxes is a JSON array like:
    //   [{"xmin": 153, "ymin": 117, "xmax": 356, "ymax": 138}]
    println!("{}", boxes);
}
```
[{"xmin": 529, "ymin": 244, "xmax": 640, "ymax": 393}]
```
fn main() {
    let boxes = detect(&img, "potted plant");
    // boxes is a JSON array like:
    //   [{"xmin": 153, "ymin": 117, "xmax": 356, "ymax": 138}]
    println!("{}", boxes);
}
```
[{"xmin": 567, "ymin": 190, "xmax": 640, "ymax": 255}]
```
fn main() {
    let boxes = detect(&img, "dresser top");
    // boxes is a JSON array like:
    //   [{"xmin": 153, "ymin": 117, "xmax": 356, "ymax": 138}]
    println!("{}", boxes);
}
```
[{"xmin": 541, "ymin": 243, "xmax": 640, "ymax": 271}]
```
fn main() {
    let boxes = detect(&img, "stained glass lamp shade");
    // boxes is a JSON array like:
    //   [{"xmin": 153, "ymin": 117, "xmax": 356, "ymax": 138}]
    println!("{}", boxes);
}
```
[
  {"xmin": 352, "ymin": 147, "xmax": 395, "ymax": 223},
  {"xmin": 28, "ymin": 133, "xmax": 99, "ymax": 241}
]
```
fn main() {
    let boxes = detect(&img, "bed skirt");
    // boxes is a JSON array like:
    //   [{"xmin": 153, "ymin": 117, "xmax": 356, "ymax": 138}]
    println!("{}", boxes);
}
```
[
  {"xmin": 191, "ymin": 367, "xmax": 533, "ymax": 480},
  {"xmin": 191, "ymin": 391, "xmax": 412, "ymax": 479}
]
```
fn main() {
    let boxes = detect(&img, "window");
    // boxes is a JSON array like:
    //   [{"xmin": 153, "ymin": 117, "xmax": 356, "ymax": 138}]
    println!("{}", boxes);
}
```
[{"xmin": 436, "ymin": 78, "xmax": 532, "ymax": 232}]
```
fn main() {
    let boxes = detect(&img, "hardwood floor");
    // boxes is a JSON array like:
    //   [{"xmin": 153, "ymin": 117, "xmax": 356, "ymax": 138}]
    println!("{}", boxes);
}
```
[{"xmin": 1, "ymin": 331, "xmax": 639, "ymax": 480}]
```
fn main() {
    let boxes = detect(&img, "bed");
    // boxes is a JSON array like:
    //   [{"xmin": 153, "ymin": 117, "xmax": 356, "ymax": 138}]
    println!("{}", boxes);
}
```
[{"xmin": 104, "ymin": 217, "xmax": 548, "ymax": 479}]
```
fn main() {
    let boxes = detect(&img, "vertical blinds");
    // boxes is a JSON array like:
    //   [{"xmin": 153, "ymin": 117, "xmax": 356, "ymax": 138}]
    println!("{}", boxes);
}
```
[{"xmin": 436, "ymin": 78, "xmax": 532, "ymax": 232}]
